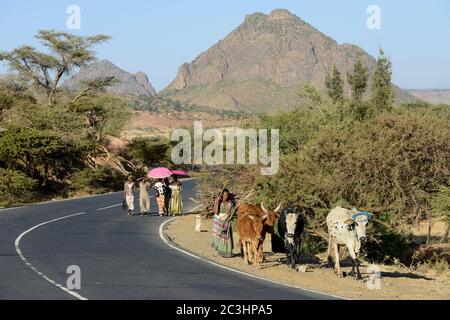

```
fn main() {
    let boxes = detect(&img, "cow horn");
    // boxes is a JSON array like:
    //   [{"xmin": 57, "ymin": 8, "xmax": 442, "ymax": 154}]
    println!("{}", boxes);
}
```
[
  {"xmin": 261, "ymin": 201, "xmax": 268, "ymax": 213},
  {"xmin": 274, "ymin": 203, "xmax": 282, "ymax": 213}
]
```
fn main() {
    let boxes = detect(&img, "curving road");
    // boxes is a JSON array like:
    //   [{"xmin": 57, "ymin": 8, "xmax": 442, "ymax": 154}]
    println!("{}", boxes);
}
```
[{"xmin": 0, "ymin": 180, "xmax": 336, "ymax": 300}]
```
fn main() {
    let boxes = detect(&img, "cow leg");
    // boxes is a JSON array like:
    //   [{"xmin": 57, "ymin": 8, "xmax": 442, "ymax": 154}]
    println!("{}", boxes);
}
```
[
  {"xmin": 258, "ymin": 240, "xmax": 264, "ymax": 265},
  {"xmin": 248, "ymin": 241, "xmax": 254, "ymax": 264},
  {"xmin": 242, "ymin": 241, "xmax": 250, "ymax": 265},
  {"xmin": 327, "ymin": 236, "xmax": 334, "ymax": 268},
  {"xmin": 240, "ymin": 239, "xmax": 245, "ymax": 260},
  {"xmin": 247, "ymin": 242, "xmax": 255, "ymax": 264},
  {"xmin": 291, "ymin": 244, "xmax": 297, "ymax": 269},
  {"xmin": 333, "ymin": 242, "xmax": 342, "ymax": 277},
  {"xmin": 260, "ymin": 232, "xmax": 266, "ymax": 263},
  {"xmin": 252, "ymin": 241, "xmax": 261, "ymax": 268},
  {"xmin": 284, "ymin": 240, "xmax": 291, "ymax": 267},
  {"xmin": 347, "ymin": 246, "xmax": 362, "ymax": 280},
  {"xmin": 294, "ymin": 239, "xmax": 302, "ymax": 266}
]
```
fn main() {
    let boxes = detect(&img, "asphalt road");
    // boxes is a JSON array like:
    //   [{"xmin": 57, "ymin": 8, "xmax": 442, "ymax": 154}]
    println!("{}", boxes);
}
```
[{"xmin": 0, "ymin": 179, "xmax": 336, "ymax": 300}]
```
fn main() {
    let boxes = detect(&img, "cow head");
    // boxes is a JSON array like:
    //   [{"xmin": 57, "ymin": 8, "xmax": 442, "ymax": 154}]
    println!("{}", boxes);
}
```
[
  {"xmin": 260, "ymin": 202, "xmax": 281, "ymax": 227},
  {"xmin": 247, "ymin": 214, "xmax": 268, "ymax": 241},
  {"xmin": 344, "ymin": 212, "xmax": 373, "ymax": 242},
  {"xmin": 283, "ymin": 208, "xmax": 301, "ymax": 245}
]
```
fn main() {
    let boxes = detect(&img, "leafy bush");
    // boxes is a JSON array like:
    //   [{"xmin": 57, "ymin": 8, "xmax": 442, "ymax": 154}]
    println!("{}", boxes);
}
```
[
  {"xmin": 253, "ymin": 108, "xmax": 449, "ymax": 261},
  {"xmin": 0, "ymin": 168, "xmax": 37, "ymax": 206},
  {"xmin": 126, "ymin": 137, "xmax": 173, "ymax": 168},
  {"xmin": 365, "ymin": 222, "xmax": 414, "ymax": 264},
  {"xmin": 0, "ymin": 127, "xmax": 91, "ymax": 185},
  {"xmin": 69, "ymin": 167, "xmax": 125, "ymax": 196}
]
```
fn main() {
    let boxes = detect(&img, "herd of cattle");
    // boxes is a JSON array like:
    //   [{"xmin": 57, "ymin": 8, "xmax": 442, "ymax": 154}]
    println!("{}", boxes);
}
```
[{"xmin": 235, "ymin": 203, "xmax": 373, "ymax": 280}]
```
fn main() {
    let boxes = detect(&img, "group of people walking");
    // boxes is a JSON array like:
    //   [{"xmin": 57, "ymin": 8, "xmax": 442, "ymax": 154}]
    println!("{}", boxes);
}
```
[{"xmin": 123, "ymin": 175, "xmax": 183, "ymax": 217}]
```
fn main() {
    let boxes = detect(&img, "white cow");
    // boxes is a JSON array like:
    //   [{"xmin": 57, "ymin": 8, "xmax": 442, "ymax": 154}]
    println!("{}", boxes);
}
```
[{"xmin": 326, "ymin": 206, "xmax": 373, "ymax": 280}]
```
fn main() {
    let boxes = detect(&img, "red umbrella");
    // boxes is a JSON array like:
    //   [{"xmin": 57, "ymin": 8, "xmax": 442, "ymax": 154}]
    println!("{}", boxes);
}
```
[
  {"xmin": 147, "ymin": 167, "xmax": 173, "ymax": 179},
  {"xmin": 171, "ymin": 170, "xmax": 189, "ymax": 177}
]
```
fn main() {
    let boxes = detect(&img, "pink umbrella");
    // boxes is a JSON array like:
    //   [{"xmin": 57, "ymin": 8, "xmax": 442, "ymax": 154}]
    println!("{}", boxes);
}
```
[
  {"xmin": 171, "ymin": 170, "xmax": 189, "ymax": 177},
  {"xmin": 147, "ymin": 167, "xmax": 173, "ymax": 179}
]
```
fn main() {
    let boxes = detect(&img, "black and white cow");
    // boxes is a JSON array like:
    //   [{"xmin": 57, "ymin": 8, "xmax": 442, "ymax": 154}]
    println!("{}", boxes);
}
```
[
  {"xmin": 326, "ymin": 206, "xmax": 373, "ymax": 280},
  {"xmin": 275, "ymin": 208, "xmax": 305, "ymax": 269}
]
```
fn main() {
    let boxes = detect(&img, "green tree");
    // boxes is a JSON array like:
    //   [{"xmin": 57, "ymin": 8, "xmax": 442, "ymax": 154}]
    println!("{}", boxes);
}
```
[
  {"xmin": 347, "ymin": 59, "xmax": 368, "ymax": 103},
  {"xmin": 0, "ymin": 78, "xmax": 36, "ymax": 121},
  {"xmin": 70, "ymin": 94, "xmax": 130, "ymax": 141},
  {"xmin": 0, "ymin": 30, "xmax": 110, "ymax": 106},
  {"xmin": 325, "ymin": 65, "xmax": 345, "ymax": 103},
  {"xmin": 372, "ymin": 48, "xmax": 394, "ymax": 112},
  {"xmin": 0, "ymin": 127, "xmax": 92, "ymax": 186},
  {"xmin": 0, "ymin": 168, "xmax": 37, "ymax": 206}
]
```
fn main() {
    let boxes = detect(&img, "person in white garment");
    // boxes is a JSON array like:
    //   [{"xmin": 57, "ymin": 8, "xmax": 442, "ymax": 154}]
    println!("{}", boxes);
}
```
[
  {"xmin": 123, "ymin": 176, "xmax": 136, "ymax": 216},
  {"xmin": 137, "ymin": 177, "xmax": 152, "ymax": 216}
]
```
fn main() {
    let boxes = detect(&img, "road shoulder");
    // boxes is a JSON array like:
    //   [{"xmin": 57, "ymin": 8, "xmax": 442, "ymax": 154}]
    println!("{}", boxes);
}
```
[{"xmin": 163, "ymin": 214, "xmax": 450, "ymax": 300}]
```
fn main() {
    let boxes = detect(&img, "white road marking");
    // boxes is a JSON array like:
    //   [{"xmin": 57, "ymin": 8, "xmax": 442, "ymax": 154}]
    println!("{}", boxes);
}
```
[
  {"xmin": 185, "ymin": 204, "xmax": 203, "ymax": 214},
  {"xmin": 14, "ymin": 212, "xmax": 88, "ymax": 301},
  {"xmin": 159, "ymin": 218, "xmax": 348, "ymax": 300},
  {"xmin": 97, "ymin": 203, "xmax": 122, "ymax": 211}
]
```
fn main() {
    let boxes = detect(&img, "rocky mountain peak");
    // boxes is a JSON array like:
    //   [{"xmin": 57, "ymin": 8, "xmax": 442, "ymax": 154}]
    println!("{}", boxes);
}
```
[
  {"xmin": 162, "ymin": 9, "xmax": 415, "ymax": 113},
  {"xmin": 135, "ymin": 71, "xmax": 156, "ymax": 95},
  {"xmin": 268, "ymin": 8, "xmax": 294, "ymax": 20},
  {"xmin": 62, "ymin": 59, "xmax": 156, "ymax": 97}
]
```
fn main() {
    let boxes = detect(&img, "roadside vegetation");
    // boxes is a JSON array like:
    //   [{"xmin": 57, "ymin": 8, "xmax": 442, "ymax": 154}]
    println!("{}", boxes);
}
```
[
  {"xmin": 197, "ymin": 50, "xmax": 450, "ymax": 271},
  {"xmin": 0, "ymin": 30, "xmax": 209, "ymax": 208},
  {"xmin": 0, "ymin": 31, "xmax": 163, "ymax": 207}
]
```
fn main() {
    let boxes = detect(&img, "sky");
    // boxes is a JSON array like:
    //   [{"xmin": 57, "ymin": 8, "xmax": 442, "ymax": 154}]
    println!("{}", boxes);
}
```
[{"xmin": 1, "ymin": 0, "xmax": 449, "ymax": 91}]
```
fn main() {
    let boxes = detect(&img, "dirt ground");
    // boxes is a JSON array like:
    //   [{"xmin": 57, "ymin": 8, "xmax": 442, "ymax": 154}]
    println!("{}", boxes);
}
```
[
  {"xmin": 165, "ymin": 214, "xmax": 450, "ymax": 300},
  {"xmin": 122, "ymin": 111, "xmax": 240, "ymax": 140}
]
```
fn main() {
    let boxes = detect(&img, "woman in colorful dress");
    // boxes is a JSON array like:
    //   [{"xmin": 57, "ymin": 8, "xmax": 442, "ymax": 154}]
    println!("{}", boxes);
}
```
[
  {"xmin": 163, "ymin": 177, "xmax": 172, "ymax": 216},
  {"xmin": 154, "ymin": 178, "xmax": 166, "ymax": 217},
  {"xmin": 211, "ymin": 189, "xmax": 235, "ymax": 258},
  {"xmin": 169, "ymin": 176, "xmax": 183, "ymax": 215}
]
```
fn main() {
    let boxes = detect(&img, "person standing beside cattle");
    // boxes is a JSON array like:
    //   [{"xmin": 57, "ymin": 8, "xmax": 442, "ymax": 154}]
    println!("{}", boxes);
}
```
[
  {"xmin": 137, "ymin": 177, "xmax": 152, "ymax": 216},
  {"xmin": 123, "ymin": 176, "xmax": 136, "ymax": 216},
  {"xmin": 211, "ymin": 189, "xmax": 235, "ymax": 258},
  {"xmin": 154, "ymin": 178, "xmax": 166, "ymax": 217}
]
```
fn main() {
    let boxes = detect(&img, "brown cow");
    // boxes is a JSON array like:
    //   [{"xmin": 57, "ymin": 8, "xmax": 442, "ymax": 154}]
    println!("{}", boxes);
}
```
[
  {"xmin": 237, "ymin": 202, "xmax": 281, "ymax": 266},
  {"xmin": 236, "ymin": 211, "xmax": 267, "ymax": 267}
]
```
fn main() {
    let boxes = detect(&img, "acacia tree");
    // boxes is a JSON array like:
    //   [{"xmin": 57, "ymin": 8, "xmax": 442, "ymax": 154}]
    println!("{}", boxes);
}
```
[{"xmin": 0, "ymin": 30, "xmax": 110, "ymax": 106}]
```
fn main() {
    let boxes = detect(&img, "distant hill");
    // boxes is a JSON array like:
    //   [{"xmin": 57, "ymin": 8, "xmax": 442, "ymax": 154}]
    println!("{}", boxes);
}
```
[
  {"xmin": 406, "ymin": 89, "xmax": 450, "ymax": 105},
  {"xmin": 162, "ymin": 9, "xmax": 415, "ymax": 113},
  {"xmin": 62, "ymin": 60, "xmax": 156, "ymax": 97}
]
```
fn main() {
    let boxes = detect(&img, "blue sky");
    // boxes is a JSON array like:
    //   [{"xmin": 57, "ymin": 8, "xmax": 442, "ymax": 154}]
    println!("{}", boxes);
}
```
[{"xmin": 1, "ymin": 0, "xmax": 449, "ymax": 91}]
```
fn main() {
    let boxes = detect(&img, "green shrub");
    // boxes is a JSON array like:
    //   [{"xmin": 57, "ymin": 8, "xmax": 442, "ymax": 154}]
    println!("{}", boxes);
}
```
[
  {"xmin": 69, "ymin": 167, "xmax": 125, "ymax": 196},
  {"xmin": 126, "ymin": 137, "xmax": 172, "ymax": 168},
  {"xmin": 0, "ymin": 168, "xmax": 37, "ymax": 206},
  {"xmin": 365, "ymin": 222, "xmax": 414, "ymax": 264}
]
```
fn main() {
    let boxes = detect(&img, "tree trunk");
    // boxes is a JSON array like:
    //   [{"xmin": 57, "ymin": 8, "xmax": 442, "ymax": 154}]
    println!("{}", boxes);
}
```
[{"xmin": 426, "ymin": 213, "xmax": 433, "ymax": 245}]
